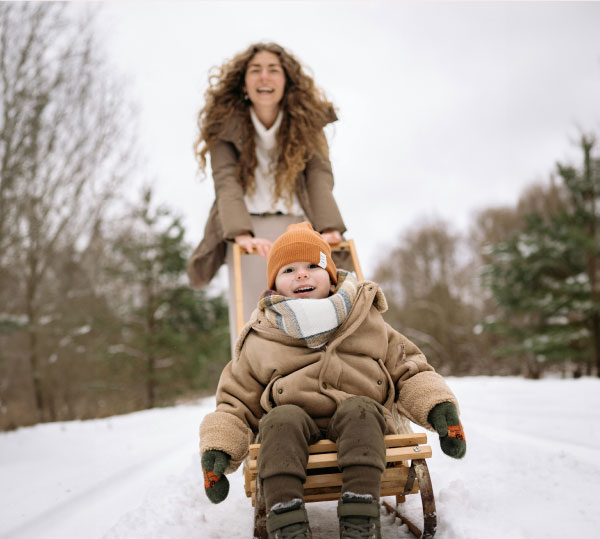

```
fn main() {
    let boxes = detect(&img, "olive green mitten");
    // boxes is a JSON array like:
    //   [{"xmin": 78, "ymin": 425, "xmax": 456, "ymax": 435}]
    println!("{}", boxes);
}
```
[
  {"xmin": 201, "ymin": 450, "xmax": 230, "ymax": 503},
  {"xmin": 427, "ymin": 402, "xmax": 466, "ymax": 459}
]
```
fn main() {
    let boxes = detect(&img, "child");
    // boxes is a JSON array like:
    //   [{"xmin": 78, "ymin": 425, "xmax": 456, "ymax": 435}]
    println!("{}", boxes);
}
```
[{"xmin": 200, "ymin": 222, "xmax": 466, "ymax": 539}]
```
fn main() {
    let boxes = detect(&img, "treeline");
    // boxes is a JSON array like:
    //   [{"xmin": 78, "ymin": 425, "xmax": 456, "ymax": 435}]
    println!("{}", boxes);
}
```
[
  {"xmin": 1, "ymin": 4, "xmax": 599, "ymax": 432},
  {"xmin": 375, "ymin": 136, "xmax": 600, "ymax": 380},
  {"xmin": 0, "ymin": 3, "xmax": 230, "ymax": 430}
]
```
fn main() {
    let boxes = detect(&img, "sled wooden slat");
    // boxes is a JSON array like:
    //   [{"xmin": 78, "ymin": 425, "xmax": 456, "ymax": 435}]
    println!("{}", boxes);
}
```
[
  {"xmin": 247, "ymin": 432, "xmax": 427, "ymax": 458},
  {"xmin": 301, "ymin": 484, "xmax": 419, "ymax": 504},
  {"xmin": 246, "ymin": 444, "xmax": 431, "ymax": 475},
  {"xmin": 249, "ymin": 474, "xmax": 419, "ymax": 504},
  {"xmin": 249, "ymin": 462, "xmax": 413, "ymax": 494}
]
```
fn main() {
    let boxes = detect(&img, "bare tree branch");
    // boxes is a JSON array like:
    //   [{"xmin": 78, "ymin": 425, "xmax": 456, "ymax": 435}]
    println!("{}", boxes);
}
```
[{"xmin": 0, "ymin": 2, "xmax": 137, "ymax": 420}]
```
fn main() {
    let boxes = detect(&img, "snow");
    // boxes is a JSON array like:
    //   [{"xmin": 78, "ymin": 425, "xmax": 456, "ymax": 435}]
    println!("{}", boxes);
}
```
[{"xmin": 1, "ymin": 377, "xmax": 599, "ymax": 539}]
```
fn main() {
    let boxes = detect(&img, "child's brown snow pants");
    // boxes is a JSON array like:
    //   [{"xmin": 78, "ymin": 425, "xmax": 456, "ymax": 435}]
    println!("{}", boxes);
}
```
[{"xmin": 257, "ymin": 396, "xmax": 387, "ymax": 510}]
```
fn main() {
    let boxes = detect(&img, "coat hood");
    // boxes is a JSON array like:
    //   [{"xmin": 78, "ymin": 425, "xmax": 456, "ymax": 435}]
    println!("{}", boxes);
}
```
[{"xmin": 233, "ymin": 278, "xmax": 388, "ymax": 359}]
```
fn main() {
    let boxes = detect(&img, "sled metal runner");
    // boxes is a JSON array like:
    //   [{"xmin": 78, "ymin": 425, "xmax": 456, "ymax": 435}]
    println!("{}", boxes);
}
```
[
  {"xmin": 381, "ymin": 458, "xmax": 437, "ymax": 538},
  {"xmin": 243, "ymin": 433, "xmax": 437, "ymax": 539}
]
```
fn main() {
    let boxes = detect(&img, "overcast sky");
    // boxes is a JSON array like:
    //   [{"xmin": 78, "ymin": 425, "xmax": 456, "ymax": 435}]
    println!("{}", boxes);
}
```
[{"xmin": 98, "ymin": 1, "xmax": 600, "ymax": 279}]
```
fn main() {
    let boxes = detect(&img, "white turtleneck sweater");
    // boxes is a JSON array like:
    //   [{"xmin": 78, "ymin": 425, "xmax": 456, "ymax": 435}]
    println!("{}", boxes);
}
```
[{"xmin": 244, "ymin": 107, "xmax": 304, "ymax": 216}]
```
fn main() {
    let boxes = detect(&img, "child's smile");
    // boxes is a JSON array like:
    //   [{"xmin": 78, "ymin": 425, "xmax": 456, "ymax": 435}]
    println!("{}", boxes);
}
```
[{"xmin": 293, "ymin": 284, "xmax": 317, "ymax": 298}]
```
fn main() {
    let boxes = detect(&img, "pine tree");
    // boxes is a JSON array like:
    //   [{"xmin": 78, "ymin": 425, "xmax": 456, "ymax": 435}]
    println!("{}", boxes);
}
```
[
  {"xmin": 106, "ymin": 187, "xmax": 230, "ymax": 408},
  {"xmin": 482, "ymin": 136, "xmax": 599, "ymax": 377}
]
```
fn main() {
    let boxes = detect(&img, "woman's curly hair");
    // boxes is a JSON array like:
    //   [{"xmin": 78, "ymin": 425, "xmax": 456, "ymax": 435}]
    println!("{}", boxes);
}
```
[{"xmin": 194, "ymin": 42, "xmax": 337, "ymax": 207}]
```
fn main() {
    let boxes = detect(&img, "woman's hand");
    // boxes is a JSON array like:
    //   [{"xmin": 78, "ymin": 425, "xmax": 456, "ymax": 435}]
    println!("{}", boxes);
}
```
[
  {"xmin": 320, "ymin": 229, "xmax": 342, "ymax": 245},
  {"xmin": 235, "ymin": 234, "xmax": 272, "ymax": 257}
]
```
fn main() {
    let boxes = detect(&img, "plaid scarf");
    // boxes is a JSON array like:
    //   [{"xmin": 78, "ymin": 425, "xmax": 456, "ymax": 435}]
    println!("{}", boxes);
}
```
[{"xmin": 258, "ymin": 270, "xmax": 359, "ymax": 349}]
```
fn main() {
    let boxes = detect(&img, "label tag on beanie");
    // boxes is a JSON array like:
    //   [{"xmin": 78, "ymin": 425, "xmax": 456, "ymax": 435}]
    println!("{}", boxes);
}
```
[{"xmin": 319, "ymin": 251, "xmax": 327, "ymax": 269}]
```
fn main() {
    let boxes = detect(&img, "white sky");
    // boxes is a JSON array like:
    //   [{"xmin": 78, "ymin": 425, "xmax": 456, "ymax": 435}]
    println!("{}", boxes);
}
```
[{"xmin": 97, "ymin": 1, "xmax": 600, "ymax": 279}]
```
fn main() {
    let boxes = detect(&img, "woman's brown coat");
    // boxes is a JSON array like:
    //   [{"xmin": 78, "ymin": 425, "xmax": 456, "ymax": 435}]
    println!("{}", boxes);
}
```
[
  {"xmin": 187, "ymin": 110, "xmax": 347, "ymax": 289},
  {"xmin": 199, "ymin": 280, "xmax": 460, "ymax": 473}
]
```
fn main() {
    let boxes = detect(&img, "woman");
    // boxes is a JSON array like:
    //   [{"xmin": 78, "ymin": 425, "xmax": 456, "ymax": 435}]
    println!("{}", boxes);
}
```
[{"xmin": 188, "ymin": 42, "xmax": 348, "ymax": 346}]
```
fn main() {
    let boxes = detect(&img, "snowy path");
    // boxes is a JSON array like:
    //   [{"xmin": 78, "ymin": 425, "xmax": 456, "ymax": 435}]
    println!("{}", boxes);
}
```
[
  {"xmin": 1, "ymin": 377, "xmax": 599, "ymax": 539},
  {"xmin": 0, "ymin": 405, "xmax": 204, "ymax": 539}
]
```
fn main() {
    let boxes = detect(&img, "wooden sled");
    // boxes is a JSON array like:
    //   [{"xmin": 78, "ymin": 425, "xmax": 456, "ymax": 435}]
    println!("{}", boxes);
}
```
[
  {"xmin": 243, "ymin": 433, "xmax": 437, "ymax": 538},
  {"xmin": 233, "ymin": 240, "xmax": 437, "ymax": 538}
]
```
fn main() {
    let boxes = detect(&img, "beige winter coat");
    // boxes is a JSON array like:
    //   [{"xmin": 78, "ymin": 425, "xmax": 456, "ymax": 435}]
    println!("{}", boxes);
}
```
[
  {"xmin": 187, "ymin": 110, "xmax": 347, "ymax": 289},
  {"xmin": 200, "ymin": 281, "xmax": 460, "ymax": 473}
]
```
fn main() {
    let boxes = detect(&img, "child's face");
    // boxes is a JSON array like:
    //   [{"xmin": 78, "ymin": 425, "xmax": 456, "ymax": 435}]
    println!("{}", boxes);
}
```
[{"xmin": 274, "ymin": 261, "xmax": 334, "ymax": 299}]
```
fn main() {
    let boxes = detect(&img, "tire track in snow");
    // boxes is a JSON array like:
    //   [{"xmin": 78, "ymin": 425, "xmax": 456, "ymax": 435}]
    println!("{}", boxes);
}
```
[{"xmin": 2, "ymin": 440, "xmax": 195, "ymax": 539}]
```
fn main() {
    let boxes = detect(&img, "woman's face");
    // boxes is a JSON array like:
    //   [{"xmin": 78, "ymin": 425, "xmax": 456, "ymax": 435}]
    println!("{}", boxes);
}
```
[{"xmin": 243, "ymin": 50, "xmax": 286, "ymax": 109}]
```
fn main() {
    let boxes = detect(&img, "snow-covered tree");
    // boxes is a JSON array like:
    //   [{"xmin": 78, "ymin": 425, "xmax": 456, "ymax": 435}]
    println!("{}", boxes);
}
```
[
  {"xmin": 482, "ymin": 135, "xmax": 600, "ymax": 377},
  {"xmin": 105, "ymin": 187, "xmax": 230, "ymax": 409}
]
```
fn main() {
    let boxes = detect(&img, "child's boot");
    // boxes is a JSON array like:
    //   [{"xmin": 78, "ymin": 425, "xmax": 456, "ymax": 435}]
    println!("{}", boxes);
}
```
[
  {"xmin": 337, "ymin": 492, "xmax": 381, "ymax": 539},
  {"xmin": 266, "ymin": 498, "xmax": 313, "ymax": 539}
]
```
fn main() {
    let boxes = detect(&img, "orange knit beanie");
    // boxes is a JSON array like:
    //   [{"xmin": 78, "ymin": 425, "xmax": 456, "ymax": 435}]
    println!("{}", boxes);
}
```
[{"xmin": 267, "ymin": 222, "xmax": 337, "ymax": 290}]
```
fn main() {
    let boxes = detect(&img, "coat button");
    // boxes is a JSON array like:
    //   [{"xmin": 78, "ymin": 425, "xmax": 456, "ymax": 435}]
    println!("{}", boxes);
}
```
[
  {"xmin": 278, "ymin": 388, "xmax": 283, "ymax": 394},
  {"xmin": 377, "ymin": 380, "xmax": 383, "ymax": 385},
  {"xmin": 322, "ymin": 382, "xmax": 327, "ymax": 389}
]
